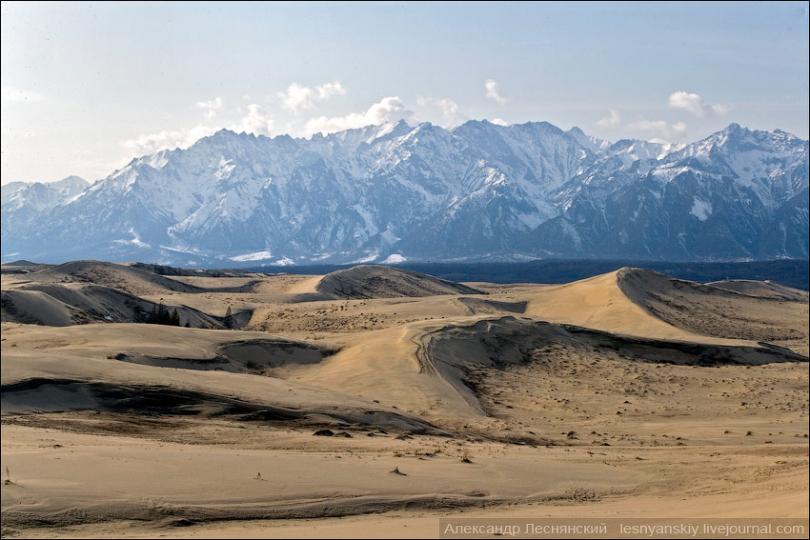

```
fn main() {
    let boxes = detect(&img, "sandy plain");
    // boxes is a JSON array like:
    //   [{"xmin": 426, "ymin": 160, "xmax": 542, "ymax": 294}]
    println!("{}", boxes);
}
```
[{"xmin": 1, "ymin": 262, "xmax": 807, "ymax": 538}]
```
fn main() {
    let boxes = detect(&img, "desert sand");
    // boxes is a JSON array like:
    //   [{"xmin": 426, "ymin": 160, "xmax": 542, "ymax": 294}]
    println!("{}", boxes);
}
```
[{"xmin": 1, "ymin": 262, "xmax": 808, "ymax": 538}]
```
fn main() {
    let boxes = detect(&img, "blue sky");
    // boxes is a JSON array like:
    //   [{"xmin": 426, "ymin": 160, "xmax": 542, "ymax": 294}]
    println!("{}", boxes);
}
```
[{"xmin": 1, "ymin": 1, "xmax": 807, "ymax": 183}]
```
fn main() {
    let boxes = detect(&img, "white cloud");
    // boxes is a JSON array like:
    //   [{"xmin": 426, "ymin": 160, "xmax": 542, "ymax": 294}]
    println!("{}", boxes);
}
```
[
  {"xmin": 121, "ymin": 99, "xmax": 275, "ymax": 156},
  {"xmin": 490, "ymin": 118, "xmax": 509, "ymax": 126},
  {"xmin": 484, "ymin": 79, "xmax": 507, "ymax": 105},
  {"xmin": 416, "ymin": 96, "xmax": 465, "ymax": 127},
  {"xmin": 196, "ymin": 97, "xmax": 223, "ymax": 120},
  {"xmin": 232, "ymin": 103, "xmax": 274, "ymax": 136},
  {"xmin": 122, "ymin": 95, "xmax": 280, "ymax": 157},
  {"xmin": 596, "ymin": 109, "xmax": 621, "ymax": 129},
  {"xmin": 278, "ymin": 81, "xmax": 346, "ymax": 113},
  {"xmin": 1, "ymin": 86, "xmax": 45, "ymax": 103},
  {"xmin": 122, "ymin": 124, "xmax": 216, "ymax": 156},
  {"xmin": 628, "ymin": 119, "xmax": 688, "ymax": 142},
  {"xmin": 668, "ymin": 91, "xmax": 728, "ymax": 117},
  {"xmin": 303, "ymin": 96, "xmax": 411, "ymax": 136},
  {"xmin": 671, "ymin": 121, "xmax": 688, "ymax": 137}
]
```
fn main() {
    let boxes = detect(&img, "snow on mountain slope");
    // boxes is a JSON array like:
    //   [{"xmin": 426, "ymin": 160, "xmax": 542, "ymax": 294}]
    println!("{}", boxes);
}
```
[
  {"xmin": 532, "ymin": 124, "xmax": 809, "ymax": 260},
  {"xmin": 2, "ymin": 176, "xmax": 89, "ymax": 210},
  {"xmin": 2, "ymin": 177, "xmax": 91, "ymax": 258},
  {"xmin": 2, "ymin": 122, "xmax": 807, "ymax": 264}
]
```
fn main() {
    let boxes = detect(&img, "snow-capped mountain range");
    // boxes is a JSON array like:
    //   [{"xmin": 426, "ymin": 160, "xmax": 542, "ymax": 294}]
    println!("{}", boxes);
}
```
[{"xmin": 2, "ymin": 121, "xmax": 807, "ymax": 265}]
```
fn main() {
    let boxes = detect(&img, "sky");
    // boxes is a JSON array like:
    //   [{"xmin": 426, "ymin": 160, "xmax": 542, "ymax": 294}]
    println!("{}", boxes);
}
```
[{"xmin": 1, "ymin": 1, "xmax": 808, "ymax": 184}]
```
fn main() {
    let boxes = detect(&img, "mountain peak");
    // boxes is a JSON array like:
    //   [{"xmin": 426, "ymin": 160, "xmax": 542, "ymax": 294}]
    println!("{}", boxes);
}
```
[
  {"xmin": 455, "ymin": 118, "xmax": 503, "ymax": 131},
  {"xmin": 567, "ymin": 126, "xmax": 611, "ymax": 153},
  {"xmin": 53, "ymin": 175, "xmax": 90, "ymax": 189},
  {"xmin": 365, "ymin": 119, "xmax": 413, "ymax": 143},
  {"xmin": 59, "ymin": 175, "xmax": 88, "ymax": 183},
  {"xmin": 518, "ymin": 120, "xmax": 558, "ymax": 130},
  {"xmin": 207, "ymin": 128, "xmax": 248, "ymax": 141},
  {"xmin": 1, "ymin": 174, "xmax": 90, "ymax": 211},
  {"xmin": 697, "ymin": 123, "xmax": 807, "ymax": 153}
]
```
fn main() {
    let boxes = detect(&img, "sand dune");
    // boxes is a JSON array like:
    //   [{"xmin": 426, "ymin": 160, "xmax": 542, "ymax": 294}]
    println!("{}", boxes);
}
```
[
  {"xmin": 707, "ymin": 279, "xmax": 810, "ymax": 302},
  {"xmin": 0, "ymin": 260, "xmax": 50, "ymax": 275},
  {"xmin": 116, "ymin": 337, "xmax": 336, "ymax": 374},
  {"xmin": 1, "ymin": 288, "xmax": 81, "ymax": 326},
  {"xmin": 129, "ymin": 261, "xmax": 258, "ymax": 278},
  {"xmin": 524, "ymin": 267, "xmax": 809, "ymax": 354},
  {"xmin": 420, "ymin": 316, "xmax": 805, "ymax": 412},
  {"xmin": 524, "ymin": 269, "xmax": 723, "ymax": 343},
  {"xmin": 1, "ymin": 378, "xmax": 444, "ymax": 437},
  {"xmin": 29, "ymin": 260, "xmax": 204, "ymax": 296},
  {"xmin": 0, "ymin": 323, "xmax": 445, "ymax": 436},
  {"xmin": 1, "ymin": 262, "xmax": 261, "ymax": 328},
  {"xmin": 2, "ymin": 283, "xmax": 224, "ymax": 328},
  {"xmin": 617, "ymin": 268, "xmax": 809, "ymax": 354},
  {"xmin": 316, "ymin": 265, "xmax": 484, "ymax": 299}
]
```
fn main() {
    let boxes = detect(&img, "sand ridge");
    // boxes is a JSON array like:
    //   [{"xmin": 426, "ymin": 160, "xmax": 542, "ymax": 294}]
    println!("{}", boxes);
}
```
[
  {"xmin": 315, "ymin": 265, "xmax": 484, "ymax": 299},
  {"xmin": 707, "ymin": 279, "xmax": 810, "ymax": 302}
]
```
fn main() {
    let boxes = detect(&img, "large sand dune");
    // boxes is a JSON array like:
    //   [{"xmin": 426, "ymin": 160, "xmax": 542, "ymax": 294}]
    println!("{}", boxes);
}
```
[
  {"xmin": 0, "ymin": 261, "xmax": 264, "ymax": 328},
  {"xmin": 524, "ymin": 267, "xmax": 809, "ymax": 354},
  {"xmin": 617, "ymin": 268, "xmax": 809, "ymax": 354},
  {"xmin": 28, "ymin": 260, "xmax": 205, "ymax": 295},
  {"xmin": 2, "ymin": 283, "xmax": 224, "ymax": 328},
  {"xmin": 0, "ymin": 323, "xmax": 445, "ymax": 435},
  {"xmin": 420, "ymin": 316, "xmax": 805, "ymax": 412},
  {"xmin": 316, "ymin": 265, "xmax": 484, "ymax": 299},
  {"xmin": 524, "ymin": 268, "xmax": 718, "ymax": 342}
]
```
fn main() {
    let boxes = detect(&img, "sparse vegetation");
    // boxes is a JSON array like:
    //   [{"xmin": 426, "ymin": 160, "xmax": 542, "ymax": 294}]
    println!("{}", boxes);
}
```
[
  {"xmin": 223, "ymin": 306, "xmax": 235, "ymax": 329},
  {"xmin": 134, "ymin": 301, "xmax": 181, "ymax": 326}
]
